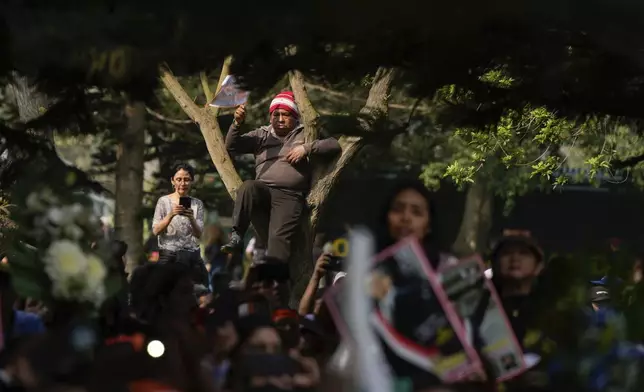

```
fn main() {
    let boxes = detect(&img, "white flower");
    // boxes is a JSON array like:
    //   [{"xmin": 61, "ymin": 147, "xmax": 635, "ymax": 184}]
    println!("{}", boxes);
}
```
[
  {"xmin": 40, "ymin": 188, "xmax": 58, "ymax": 204},
  {"xmin": 69, "ymin": 203, "xmax": 83, "ymax": 217},
  {"xmin": 81, "ymin": 255, "xmax": 108, "ymax": 307},
  {"xmin": 84, "ymin": 254, "xmax": 107, "ymax": 286},
  {"xmin": 62, "ymin": 224, "xmax": 84, "ymax": 241},
  {"xmin": 45, "ymin": 224, "xmax": 61, "ymax": 238},
  {"xmin": 47, "ymin": 207, "xmax": 66, "ymax": 226},
  {"xmin": 26, "ymin": 192, "xmax": 44, "ymax": 211},
  {"xmin": 43, "ymin": 240, "xmax": 88, "ymax": 298},
  {"xmin": 88, "ymin": 215, "xmax": 99, "ymax": 225}
]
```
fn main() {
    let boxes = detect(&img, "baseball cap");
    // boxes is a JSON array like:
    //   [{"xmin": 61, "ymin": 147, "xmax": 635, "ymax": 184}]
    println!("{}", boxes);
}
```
[
  {"xmin": 589, "ymin": 285, "xmax": 610, "ymax": 303},
  {"xmin": 491, "ymin": 235, "xmax": 544, "ymax": 263}
]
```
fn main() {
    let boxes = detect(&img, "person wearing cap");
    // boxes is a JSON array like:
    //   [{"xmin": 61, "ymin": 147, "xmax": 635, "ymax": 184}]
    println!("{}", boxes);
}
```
[
  {"xmin": 589, "ymin": 285, "xmax": 611, "ymax": 311},
  {"xmin": 490, "ymin": 235, "xmax": 544, "ymax": 346},
  {"xmin": 490, "ymin": 234, "xmax": 553, "ymax": 390},
  {"xmin": 491, "ymin": 235, "xmax": 544, "ymax": 298},
  {"xmin": 222, "ymin": 92, "xmax": 341, "ymax": 263}
]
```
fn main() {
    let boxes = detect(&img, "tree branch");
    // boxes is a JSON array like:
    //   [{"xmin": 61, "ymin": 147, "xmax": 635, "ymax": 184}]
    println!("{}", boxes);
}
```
[
  {"xmin": 215, "ymin": 56, "xmax": 234, "ymax": 97},
  {"xmin": 361, "ymin": 67, "xmax": 396, "ymax": 118},
  {"xmin": 158, "ymin": 63, "xmax": 243, "ymax": 198},
  {"xmin": 145, "ymin": 106, "xmax": 193, "ymax": 125},
  {"xmin": 304, "ymin": 81, "xmax": 431, "ymax": 113},
  {"xmin": 307, "ymin": 67, "xmax": 397, "ymax": 227},
  {"xmin": 200, "ymin": 71, "xmax": 214, "ymax": 103},
  {"xmin": 289, "ymin": 70, "xmax": 320, "ymax": 142}
]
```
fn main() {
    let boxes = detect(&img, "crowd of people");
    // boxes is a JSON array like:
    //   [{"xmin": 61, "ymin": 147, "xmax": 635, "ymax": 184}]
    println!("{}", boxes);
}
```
[{"xmin": 0, "ymin": 91, "xmax": 640, "ymax": 392}]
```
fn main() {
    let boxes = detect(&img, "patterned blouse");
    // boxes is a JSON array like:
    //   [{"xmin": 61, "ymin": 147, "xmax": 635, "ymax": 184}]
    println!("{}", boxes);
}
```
[{"xmin": 152, "ymin": 195, "xmax": 205, "ymax": 251}]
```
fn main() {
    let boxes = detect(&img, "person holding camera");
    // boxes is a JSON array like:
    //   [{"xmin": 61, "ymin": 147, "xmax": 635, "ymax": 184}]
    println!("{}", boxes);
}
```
[
  {"xmin": 298, "ymin": 251, "xmax": 344, "ymax": 317},
  {"xmin": 152, "ymin": 163, "xmax": 207, "ymax": 286}
]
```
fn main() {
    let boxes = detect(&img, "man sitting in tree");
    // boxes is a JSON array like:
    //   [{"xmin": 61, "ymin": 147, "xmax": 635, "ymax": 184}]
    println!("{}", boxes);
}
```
[{"xmin": 222, "ymin": 91, "xmax": 341, "ymax": 263}]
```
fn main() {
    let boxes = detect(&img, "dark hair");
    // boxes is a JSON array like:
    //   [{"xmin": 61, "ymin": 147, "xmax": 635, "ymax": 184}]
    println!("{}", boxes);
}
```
[
  {"xmin": 0, "ymin": 269, "xmax": 11, "ymax": 290},
  {"xmin": 170, "ymin": 162, "xmax": 195, "ymax": 180},
  {"xmin": 110, "ymin": 240, "xmax": 128, "ymax": 260}
]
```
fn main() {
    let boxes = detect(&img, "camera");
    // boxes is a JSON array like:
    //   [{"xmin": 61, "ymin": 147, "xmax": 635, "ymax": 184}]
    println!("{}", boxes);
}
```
[{"xmin": 324, "ymin": 255, "xmax": 344, "ymax": 272}]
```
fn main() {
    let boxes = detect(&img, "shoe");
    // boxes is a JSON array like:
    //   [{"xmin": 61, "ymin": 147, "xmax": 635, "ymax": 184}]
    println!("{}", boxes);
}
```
[
  {"xmin": 252, "ymin": 248, "xmax": 266, "ymax": 263},
  {"xmin": 221, "ymin": 231, "xmax": 243, "ymax": 254}
]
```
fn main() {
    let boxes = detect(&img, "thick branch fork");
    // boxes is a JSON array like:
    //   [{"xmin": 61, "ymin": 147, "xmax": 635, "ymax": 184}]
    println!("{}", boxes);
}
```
[
  {"xmin": 158, "ymin": 64, "xmax": 242, "ymax": 198},
  {"xmin": 305, "ymin": 67, "xmax": 397, "ymax": 227}
]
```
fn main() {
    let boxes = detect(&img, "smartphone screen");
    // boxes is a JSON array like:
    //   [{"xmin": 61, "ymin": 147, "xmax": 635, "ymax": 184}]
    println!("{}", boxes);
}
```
[{"xmin": 179, "ymin": 197, "xmax": 191, "ymax": 209}]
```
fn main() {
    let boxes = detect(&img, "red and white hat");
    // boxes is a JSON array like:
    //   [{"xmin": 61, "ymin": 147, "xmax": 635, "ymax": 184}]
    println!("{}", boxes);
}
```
[{"xmin": 269, "ymin": 91, "xmax": 299, "ymax": 119}]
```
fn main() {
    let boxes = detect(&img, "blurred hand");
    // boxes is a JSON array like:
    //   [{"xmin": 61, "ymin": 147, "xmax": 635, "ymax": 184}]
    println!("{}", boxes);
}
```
[
  {"xmin": 252, "ymin": 281, "xmax": 279, "ymax": 304},
  {"xmin": 370, "ymin": 272, "xmax": 392, "ymax": 300},
  {"xmin": 234, "ymin": 104, "xmax": 246, "ymax": 124},
  {"xmin": 313, "ymin": 253, "xmax": 331, "ymax": 280},
  {"xmin": 182, "ymin": 208, "xmax": 194, "ymax": 218},
  {"xmin": 284, "ymin": 145, "xmax": 307, "ymax": 164},
  {"xmin": 24, "ymin": 299, "xmax": 45, "ymax": 315},
  {"xmin": 198, "ymin": 294, "xmax": 213, "ymax": 308},
  {"xmin": 290, "ymin": 350, "xmax": 320, "ymax": 388},
  {"xmin": 170, "ymin": 204, "xmax": 185, "ymax": 218}
]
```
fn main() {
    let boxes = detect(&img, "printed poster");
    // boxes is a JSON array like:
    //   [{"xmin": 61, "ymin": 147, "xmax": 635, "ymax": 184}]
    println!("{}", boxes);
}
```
[
  {"xmin": 208, "ymin": 75, "xmax": 249, "ymax": 108},
  {"xmin": 435, "ymin": 255, "xmax": 527, "ymax": 381},
  {"xmin": 324, "ymin": 237, "xmax": 482, "ymax": 385}
]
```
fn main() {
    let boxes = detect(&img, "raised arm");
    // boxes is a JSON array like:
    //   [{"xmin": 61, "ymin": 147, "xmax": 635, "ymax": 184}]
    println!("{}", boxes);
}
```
[
  {"xmin": 225, "ymin": 105, "xmax": 260, "ymax": 155},
  {"xmin": 225, "ymin": 121, "xmax": 261, "ymax": 155}
]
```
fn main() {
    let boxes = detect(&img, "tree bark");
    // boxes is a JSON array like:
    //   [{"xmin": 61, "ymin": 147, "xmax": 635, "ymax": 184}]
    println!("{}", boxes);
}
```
[
  {"xmin": 159, "ymin": 65, "xmax": 243, "ymax": 197},
  {"xmin": 114, "ymin": 101, "xmax": 146, "ymax": 274},
  {"xmin": 2, "ymin": 73, "xmax": 109, "ymax": 194},
  {"xmin": 8, "ymin": 72, "xmax": 58, "ymax": 125},
  {"xmin": 451, "ymin": 178, "xmax": 493, "ymax": 256},
  {"xmin": 159, "ymin": 62, "xmax": 396, "ymax": 305}
]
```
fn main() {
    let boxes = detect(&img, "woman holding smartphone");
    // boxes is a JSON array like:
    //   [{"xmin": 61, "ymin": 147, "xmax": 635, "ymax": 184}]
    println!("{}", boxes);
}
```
[{"xmin": 152, "ymin": 162, "xmax": 207, "ymax": 286}]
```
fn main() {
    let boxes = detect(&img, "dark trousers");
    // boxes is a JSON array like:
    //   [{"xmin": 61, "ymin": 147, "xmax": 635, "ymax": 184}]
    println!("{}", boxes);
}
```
[
  {"xmin": 232, "ymin": 180, "xmax": 305, "ymax": 263},
  {"xmin": 158, "ymin": 249, "xmax": 209, "ymax": 288}
]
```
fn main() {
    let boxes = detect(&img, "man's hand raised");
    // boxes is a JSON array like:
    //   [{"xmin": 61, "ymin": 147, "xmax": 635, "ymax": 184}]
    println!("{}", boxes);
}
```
[
  {"xmin": 284, "ymin": 145, "xmax": 307, "ymax": 164},
  {"xmin": 233, "ymin": 104, "xmax": 246, "ymax": 125}
]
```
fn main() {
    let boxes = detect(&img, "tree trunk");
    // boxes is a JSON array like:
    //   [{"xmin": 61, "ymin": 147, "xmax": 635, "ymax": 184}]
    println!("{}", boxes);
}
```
[
  {"xmin": 451, "ymin": 178, "xmax": 493, "ymax": 256},
  {"xmin": 114, "ymin": 101, "xmax": 146, "ymax": 274}
]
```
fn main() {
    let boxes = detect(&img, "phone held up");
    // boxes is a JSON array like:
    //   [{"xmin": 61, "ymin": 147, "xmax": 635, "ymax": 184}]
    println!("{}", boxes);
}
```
[{"xmin": 179, "ymin": 196, "xmax": 191, "ymax": 210}]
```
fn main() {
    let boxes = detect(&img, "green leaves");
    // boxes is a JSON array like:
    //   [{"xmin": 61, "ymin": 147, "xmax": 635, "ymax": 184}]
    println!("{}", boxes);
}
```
[
  {"xmin": 478, "ymin": 68, "xmax": 515, "ymax": 88},
  {"xmin": 443, "ymin": 161, "xmax": 477, "ymax": 187},
  {"xmin": 420, "ymin": 60, "xmax": 637, "ymax": 212},
  {"xmin": 9, "ymin": 245, "xmax": 49, "ymax": 301},
  {"xmin": 11, "ymin": 269, "xmax": 47, "ymax": 301}
]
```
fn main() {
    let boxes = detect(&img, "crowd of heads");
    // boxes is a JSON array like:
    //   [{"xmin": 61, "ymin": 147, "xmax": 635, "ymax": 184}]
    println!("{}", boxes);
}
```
[{"xmin": 0, "ymin": 166, "xmax": 639, "ymax": 392}]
